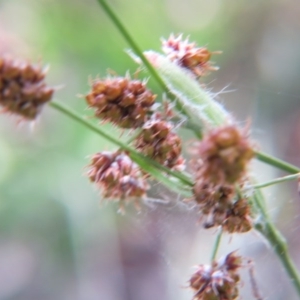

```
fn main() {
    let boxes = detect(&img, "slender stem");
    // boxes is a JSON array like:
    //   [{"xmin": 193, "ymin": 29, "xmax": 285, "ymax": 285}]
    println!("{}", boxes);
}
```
[
  {"xmin": 49, "ymin": 101, "xmax": 193, "ymax": 187},
  {"xmin": 96, "ymin": 0, "xmax": 167, "ymax": 93},
  {"xmin": 95, "ymin": 0, "xmax": 202, "ymax": 139},
  {"xmin": 211, "ymin": 226, "xmax": 223, "ymax": 262},
  {"xmin": 50, "ymin": 101, "xmax": 132, "ymax": 149},
  {"xmin": 253, "ymin": 189, "xmax": 300, "ymax": 296},
  {"xmin": 252, "ymin": 173, "xmax": 300, "ymax": 189},
  {"xmin": 255, "ymin": 151, "xmax": 300, "ymax": 174}
]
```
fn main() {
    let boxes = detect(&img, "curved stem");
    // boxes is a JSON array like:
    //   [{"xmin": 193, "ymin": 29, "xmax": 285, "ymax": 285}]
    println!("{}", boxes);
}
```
[
  {"xmin": 255, "ymin": 151, "xmax": 300, "ymax": 174},
  {"xmin": 252, "ymin": 173, "xmax": 300, "ymax": 189},
  {"xmin": 211, "ymin": 227, "xmax": 223, "ymax": 262},
  {"xmin": 253, "ymin": 189, "xmax": 300, "ymax": 296},
  {"xmin": 96, "ymin": 0, "xmax": 167, "ymax": 93}
]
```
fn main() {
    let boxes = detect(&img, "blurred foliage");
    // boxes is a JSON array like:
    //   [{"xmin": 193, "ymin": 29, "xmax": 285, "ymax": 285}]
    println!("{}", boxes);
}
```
[{"xmin": 0, "ymin": 0, "xmax": 300, "ymax": 299}]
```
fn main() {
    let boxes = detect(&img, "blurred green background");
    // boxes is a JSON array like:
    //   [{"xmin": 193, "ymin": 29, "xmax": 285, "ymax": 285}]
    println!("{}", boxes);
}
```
[{"xmin": 0, "ymin": 0, "xmax": 300, "ymax": 299}]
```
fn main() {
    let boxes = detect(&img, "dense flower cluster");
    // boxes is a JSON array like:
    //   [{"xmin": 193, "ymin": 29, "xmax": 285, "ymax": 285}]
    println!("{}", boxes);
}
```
[
  {"xmin": 85, "ymin": 75, "xmax": 184, "ymax": 204},
  {"xmin": 223, "ymin": 198, "xmax": 252, "ymax": 233},
  {"xmin": 195, "ymin": 125, "xmax": 254, "ymax": 185},
  {"xmin": 85, "ymin": 76, "xmax": 156, "ymax": 128},
  {"xmin": 193, "ymin": 125, "xmax": 254, "ymax": 232},
  {"xmin": 162, "ymin": 34, "xmax": 218, "ymax": 77},
  {"xmin": 87, "ymin": 151, "xmax": 148, "ymax": 204},
  {"xmin": 189, "ymin": 252, "xmax": 242, "ymax": 300},
  {"xmin": 0, "ymin": 57, "xmax": 53, "ymax": 119},
  {"xmin": 134, "ymin": 114, "xmax": 184, "ymax": 170}
]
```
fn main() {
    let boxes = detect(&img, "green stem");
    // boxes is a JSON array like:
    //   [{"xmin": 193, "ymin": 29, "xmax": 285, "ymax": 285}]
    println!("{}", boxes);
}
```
[
  {"xmin": 96, "ymin": 0, "xmax": 167, "ymax": 93},
  {"xmin": 49, "ymin": 101, "xmax": 193, "ymax": 189},
  {"xmin": 252, "ymin": 173, "xmax": 300, "ymax": 189},
  {"xmin": 253, "ymin": 189, "xmax": 300, "ymax": 296},
  {"xmin": 211, "ymin": 226, "xmax": 223, "ymax": 262},
  {"xmin": 95, "ymin": 0, "xmax": 202, "ymax": 139},
  {"xmin": 255, "ymin": 151, "xmax": 300, "ymax": 174}
]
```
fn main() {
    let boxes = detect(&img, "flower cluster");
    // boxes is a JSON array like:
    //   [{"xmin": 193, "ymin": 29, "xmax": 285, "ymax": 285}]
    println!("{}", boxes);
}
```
[
  {"xmin": 193, "ymin": 125, "xmax": 254, "ymax": 232},
  {"xmin": 223, "ymin": 198, "xmax": 252, "ymax": 233},
  {"xmin": 189, "ymin": 252, "xmax": 242, "ymax": 300},
  {"xmin": 86, "ymin": 74, "xmax": 184, "ymax": 168},
  {"xmin": 87, "ymin": 151, "xmax": 148, "ymax": 205},
  {"xmin": 84, "ymin": 74, "xmax": 185, "ymax": 206},
  {"xmin": 162, "ymin": 34, "xmax": 218, "ymax": 77},
  {"xmin": 134, "ymin": 114, "xmax": 184, "ymax": 170},
  {"xmin": 0, "ymin": 57, "xmax": 53, "ymax": 119},
  {"xmin": 85, "ymin": 76, "xmax": 156, "ymax": 128},
  {"xmin": 195, "ymin": 125, "xmax": 254, "ymax": 185}
]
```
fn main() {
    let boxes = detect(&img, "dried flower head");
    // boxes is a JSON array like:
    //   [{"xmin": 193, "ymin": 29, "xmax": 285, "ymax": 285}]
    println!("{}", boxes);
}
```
[
  {"xmin": 0, "ymin": 57, "xmax": 54, "ymax": 119},
  {"xmin": 87, "ymin": 151, "xmax": 148, "ymax": 206},
  {"xmin": 162, "ymin": 34, "xmax": 219, "ymax": 77},
  {"xmin": 194, "ymin": 181, "xmax": 234, "ymax": 208},
  {"xmin": 85, "ymin": 76, "xmax": 156, "ymax": 128},
  {"xmin": 193, "ymin": 177, "xmax": 252, "ymax": 232},
  {"xmin": 134, "ymin": 114, "xmax": 185, "ymax": 170},
  {"xmin": 189, "ymin": 252, "xmax": 242, "ymax": 300},
  {"xmin": 223, "ymin": 198, "xmax": 252, "ymax": 233},
  {"xmin": 194, "ymin": 182, "xmax": 234, "ymax": 228},
  {"xmin": 195, "ymin": 125, "xmax": 254, "ymax": 185}
]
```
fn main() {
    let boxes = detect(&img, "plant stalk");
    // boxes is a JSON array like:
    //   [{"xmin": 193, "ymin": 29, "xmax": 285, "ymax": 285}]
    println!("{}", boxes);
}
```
[
  {"xmin": 255, "ymin": 151, "xmax": 300, "ymax": 174},
  {"xmin": 253, "ymin": 190, "xmax": 300, "ymax": 296},
  {"xmin": 252, "ymin": 173, "xmax": 300, "ymax": 189},
  {"xmin": 211, "ymin": 227, "xmax": 223, "ymax": 262}
]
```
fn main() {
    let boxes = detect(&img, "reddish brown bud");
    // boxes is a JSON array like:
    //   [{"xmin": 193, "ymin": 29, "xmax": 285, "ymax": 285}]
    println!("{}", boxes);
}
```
[
  {"xmin": 223, "ymin": 198, "xmax": 252, "ymax": 233},
  {"xmin": 195, "ymin": 125, "xmax": 254, "ymax": 185},
  {"xmin": 134, "ymin": 114, "xmax": 185, "ymax": 170},
  {"xmin": 162, "ymin": 34, "xmax": 219, "ymax": 77},
  {"xmin": 85, "ymin": 76, "xmax": 156, "ymax": 129},
  {"xmin": 193, "ymin": 176, "xmax": 252, "ymax": 232},
  {"xmin": 86, "ymin": 151, "xmax": 148, "ymax": 205},
  {"xmin": 0, "ymin": 57, "xmax": 54, "ymax": 119},
  {"xmin": 189, "ymin": 252, "xmax": 242, "ymax": 300}
]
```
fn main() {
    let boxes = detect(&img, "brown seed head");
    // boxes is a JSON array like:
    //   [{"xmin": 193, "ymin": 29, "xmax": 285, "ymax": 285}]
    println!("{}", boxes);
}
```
[
  {"xmin": 223, "ymin": 198, "xmax": 252, "ymax": 233},
  {"xmin": 192, "ymin": 147, "xmax": 253, "ymax": 233},
  {"xmin": 196, "ymin": 125, "xmax": 254, "ymax": 185},
  {"xmin": 193, "ymin": 176, "xmax": 252, "ymax": 232},
  {"xmin": 85, "ymin": 76, "xmax": 156, "ymax": 128},
  {"xmin": 87, "ymin": 151, "xmax": 148, "ymax": 202},
  {"xmin": 134, "ymin": 114, "xmax": 185, "ymax": 170},
  {"xmin": 189, "ymin": 252, "xmax": 242, "ymax": 300},
  {"xmin": 0, "ymin": 57, "xmax": 54, "ymax": 119},
  {"xmin": 161, "ymin": 34, "xmax": 219, "ymax": 77}
]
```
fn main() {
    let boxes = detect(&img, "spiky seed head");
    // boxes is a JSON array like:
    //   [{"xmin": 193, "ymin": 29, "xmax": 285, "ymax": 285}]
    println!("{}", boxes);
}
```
[
  {"xmin": 85, "ymin": 76, "xmax": 156, "ymax": 129},
  {"xmin": 87, "ymin": 151, "xmax": 148, "ymax": 206},
  {"xmin": 0, "ymin": 57, "xmax": 54, "ymax": 119},
  {"xmin": 196, "ymin": 125, "xmax": 254, "ymax": 185},
  {"xmin": 161, "ymin": 34, "xmax": 219, "ymax": 77},
  {"xmin": 134, "ymin": 114, "xmax": 185, "ymax": 170},
  {"xmin": 189, "ymin": 252, "xmax": 242, "ymax": 300}
]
